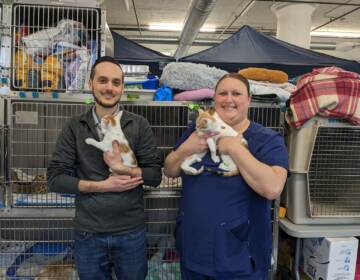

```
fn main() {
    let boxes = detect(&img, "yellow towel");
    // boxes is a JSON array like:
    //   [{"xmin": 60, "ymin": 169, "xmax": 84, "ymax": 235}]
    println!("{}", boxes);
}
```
[
  {"xmin": 41, "ymin": 55, "xmax": 62, "ymax": 91},
  {"xmin": 15, "ymin": 50, "xmax": 33, "ymax": 88}
]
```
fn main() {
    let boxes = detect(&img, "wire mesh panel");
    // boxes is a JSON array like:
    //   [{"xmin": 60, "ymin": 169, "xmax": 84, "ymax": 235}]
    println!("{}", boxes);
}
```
[
  {"xmin": 249, "ymin": 102, "xmax": 284, "ymax": 134},
  {"xmin": 11, "ymin": 3, "xmax": 100, "ymax": 92},
  {"xmin": 145, "ymin": 190, "xmax": 181, "ymax": 279},
  {"xmin": 309, "ymin": 125, "xmax": 360, "ymax": 217},
  {"xmin": 122, "ymin": 103, "xmax": 189, "ymax": 190},
  {"xmin": 0, "ymin": 218, "xmax": 76, "ymax": 279}
]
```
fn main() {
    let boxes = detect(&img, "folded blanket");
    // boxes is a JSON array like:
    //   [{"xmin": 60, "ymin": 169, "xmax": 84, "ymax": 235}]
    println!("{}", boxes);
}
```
[
  {"xmin": 250, "ymin": 83, "xmax": 291, "ymax": 102},
  {"xmin": 297, "ymin": 66, "xmax": 360, "ymax": 89},
  {"xmin": 160, "ymin": 62, "xmax": 227, "ymax": 91},
  {"xmin": 239, "ymin": 67, "xmax": 288, "ymax": 83},
  {"xmin": 174, "ymin": 88, "xmax": 214, "ymax": 101},
  {"xmin": 286, "ymin": 76, "xmax": 360, "ymax": 128},
  {"xmin": 14, "ymin": 193, "xmax": 75, "ymax": 206}
]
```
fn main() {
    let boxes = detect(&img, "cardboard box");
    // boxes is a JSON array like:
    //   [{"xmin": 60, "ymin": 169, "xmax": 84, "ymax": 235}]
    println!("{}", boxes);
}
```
[{"xmin": 302, "ymin": 237, "xmax": 358, "ymax": 280}]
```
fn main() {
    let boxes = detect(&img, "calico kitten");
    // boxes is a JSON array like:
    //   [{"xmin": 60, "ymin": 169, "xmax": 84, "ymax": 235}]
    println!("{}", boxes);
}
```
[
  {"xmin": 85, "ymin": 111, "xmax": 137, "ymax": 168},
  {"xmin": 181, "ymin": 108, "xmax": 248, "ymax": 176}
]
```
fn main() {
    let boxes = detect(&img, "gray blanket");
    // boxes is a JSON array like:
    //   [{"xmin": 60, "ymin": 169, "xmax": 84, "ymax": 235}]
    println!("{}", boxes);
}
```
[{"xmin": 160, "ymin": 62, "xmax": 227, "ymax": 91}]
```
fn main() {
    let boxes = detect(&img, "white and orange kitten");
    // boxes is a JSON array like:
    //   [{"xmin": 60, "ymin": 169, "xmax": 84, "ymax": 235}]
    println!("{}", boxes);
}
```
[
  {"xmin": 181, "ymin": 108, "xmax": 248, "ymax": 176},
  {"xmin": 85, "ymin": 111, "xmax": 137, "ymax": 168}
]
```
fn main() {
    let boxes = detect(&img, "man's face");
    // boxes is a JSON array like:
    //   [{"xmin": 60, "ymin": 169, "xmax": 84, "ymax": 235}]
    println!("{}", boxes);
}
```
[{"xmin": 89, "ymin": 61, "xmax": 124, "ymax": 108}]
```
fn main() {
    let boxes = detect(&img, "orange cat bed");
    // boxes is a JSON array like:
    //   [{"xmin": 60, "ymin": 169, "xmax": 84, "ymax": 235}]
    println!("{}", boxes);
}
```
[{"xmin": 238, "ymin": 67, "xmax": 289, "ymax": 84}]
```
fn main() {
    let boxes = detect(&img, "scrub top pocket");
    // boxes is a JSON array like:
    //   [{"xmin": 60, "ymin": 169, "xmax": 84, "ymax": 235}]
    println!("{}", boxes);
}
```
[{"xmin": 214, "ymin": 217, "xmax": 254, "ymax": 274}]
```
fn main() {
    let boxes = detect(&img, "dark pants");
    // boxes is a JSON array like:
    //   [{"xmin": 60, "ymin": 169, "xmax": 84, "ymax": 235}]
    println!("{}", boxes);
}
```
[
  {"xmin": 74, "ymin": 227, "xmax": 147, "ymax": 280},
  {"xmin": 181, "ymin": 265, "xmax": 268, "ymax": 280}
]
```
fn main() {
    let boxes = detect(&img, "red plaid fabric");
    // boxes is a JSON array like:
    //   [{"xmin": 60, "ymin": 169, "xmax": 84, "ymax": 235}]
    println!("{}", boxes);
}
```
[{"xmin": 287, "ymin": 67, "xmax": 360, "ymax": 128}]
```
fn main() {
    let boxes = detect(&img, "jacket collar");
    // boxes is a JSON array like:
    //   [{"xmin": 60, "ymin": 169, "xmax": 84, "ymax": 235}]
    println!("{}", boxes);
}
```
[{"xmin": 80, "ymin": 106, "xmax": 134, "ymax": 129}]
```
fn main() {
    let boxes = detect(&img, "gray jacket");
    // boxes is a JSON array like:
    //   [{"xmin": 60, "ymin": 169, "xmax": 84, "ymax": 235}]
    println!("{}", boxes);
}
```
[{"xmin": 47, "ymin": 108, "xmax": 162, "ymax": 233}]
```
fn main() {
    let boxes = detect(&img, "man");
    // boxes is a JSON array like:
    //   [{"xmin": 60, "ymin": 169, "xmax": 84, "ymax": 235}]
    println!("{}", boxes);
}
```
[{"xmin": 47, "ymin": 56, "xmax": 162, "ymax": 280}]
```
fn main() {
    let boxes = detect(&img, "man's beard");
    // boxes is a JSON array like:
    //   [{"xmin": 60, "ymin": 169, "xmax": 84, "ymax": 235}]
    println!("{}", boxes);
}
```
[{"xmin": 93, "ymin": 94, "xmax": 120, "ymax": 108}]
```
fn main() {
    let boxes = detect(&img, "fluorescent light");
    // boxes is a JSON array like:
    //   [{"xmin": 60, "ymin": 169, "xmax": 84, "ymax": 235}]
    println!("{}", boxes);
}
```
[
  {"xmin": 200, "ymin": 26, "xmax": 216, "ymax": 32},
  {"xmin": 148, "ymin": 23, "xmax": 215, "ymax": 33},
  {"xmin": 311, "ymin": 31, "xmax": 360, "ymax": 38},
  {"xmin": 149, "ymin": 23, "xmax": 183, "ymax": 32}
]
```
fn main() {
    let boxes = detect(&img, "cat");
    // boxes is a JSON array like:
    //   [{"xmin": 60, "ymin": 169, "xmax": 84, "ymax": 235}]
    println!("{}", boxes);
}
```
[
  {"xmin": 35, "ymin": 260, "xmax": 76, "ymax": 280},
  {"xmin": 12, "ymin": 168, "xmax": 48, "ymax": 194},
  {"xmin": 85, "ymin": 111, "xmax": 137, "ymax": 168},
  {"xmin": 181, "ymin": 108, "xmax": 248, "ymax": 176}
]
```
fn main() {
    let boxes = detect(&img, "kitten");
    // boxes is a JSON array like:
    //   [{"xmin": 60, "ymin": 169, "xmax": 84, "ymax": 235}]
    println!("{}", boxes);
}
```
[
  {"xmin": 12, "ymin": 169, "xmax": 48, "ymax": 194},
  {"xmin": 85, "ymin": 111, "xmax": 137, "ymax": 168},
  {"xmin": 181, "ymin": 108, "xmax": 248, "ymax": 176},
  {"xmin": 35, "ymin": 260, "xmax": 76, "ymax": 280}
]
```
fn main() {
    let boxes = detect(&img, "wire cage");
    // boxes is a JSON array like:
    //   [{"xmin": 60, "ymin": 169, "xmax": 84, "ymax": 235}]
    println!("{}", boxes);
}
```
[
  {"xmin": 0, "ymin": 218, "xmax": 76, "ymax": 279},
  {"xmin": 11, "ymin": 2, "xmax": 101, "ymax": 92},
  {"xmin": 284, "ymin": 117, "xmax": 360, "ymax": 224}
]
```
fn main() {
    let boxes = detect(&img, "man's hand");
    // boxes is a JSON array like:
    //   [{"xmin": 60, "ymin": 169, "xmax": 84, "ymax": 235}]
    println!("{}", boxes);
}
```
[
  {"xmin": 103, "ymin": 140, "xmax": 129, "ymax": 175},
  {"xmin": 96, "ymin": 175, "xmax": 143, "ymax": 192}
]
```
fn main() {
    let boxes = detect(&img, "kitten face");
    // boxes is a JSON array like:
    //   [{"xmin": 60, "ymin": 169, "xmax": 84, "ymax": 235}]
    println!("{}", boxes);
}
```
[{"xmin": 196, "ymin": 109, "xmax": 216, "ymax": 131}]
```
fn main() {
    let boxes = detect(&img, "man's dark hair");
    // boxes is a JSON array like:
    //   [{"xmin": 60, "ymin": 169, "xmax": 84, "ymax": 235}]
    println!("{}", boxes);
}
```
[
  {"xmin": 90, "ymin": 56, "xmax": 124, "ymax": 83},
  {"xmin": 215, "ymin": 73, "xmax": 250, "ymax": 96}
]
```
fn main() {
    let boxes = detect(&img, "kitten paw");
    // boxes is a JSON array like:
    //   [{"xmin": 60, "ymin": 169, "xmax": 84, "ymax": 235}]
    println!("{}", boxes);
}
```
[
  {"xmin": 183, "ymin": 166, "xmax": 204, "ymax": 175},
  {"xmin": 219, "ymin": 163, "xmax": 230, "ymax": 171},
  {"xmin": 212, "ymin": 155, "xmax": 220, "ymax": 163}
]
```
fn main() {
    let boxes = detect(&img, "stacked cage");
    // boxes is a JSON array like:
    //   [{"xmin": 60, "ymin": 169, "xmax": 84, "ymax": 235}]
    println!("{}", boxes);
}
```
[
  {"xmin": 2, "ymin": 95, "xmax": 190, "ymax": 279},
  {"xmin": 11, "ymin": 2, "xmax": 101, "ymax": 93},
  {"xmin": 284, "ymin": 117, "xmax": 360, "ymax": 224}
]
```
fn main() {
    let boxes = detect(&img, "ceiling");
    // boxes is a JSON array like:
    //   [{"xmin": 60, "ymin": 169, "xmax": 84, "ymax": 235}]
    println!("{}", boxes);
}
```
[{"xmin": 103, "ymin": 0, "xmax": 360, "ymax": 60}]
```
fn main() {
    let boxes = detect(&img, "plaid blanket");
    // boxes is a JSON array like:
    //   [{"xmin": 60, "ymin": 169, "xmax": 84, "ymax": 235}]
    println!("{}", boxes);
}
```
[{"xmin": 286, "ymin": 67, "xmax": 360, "ymax": 128}]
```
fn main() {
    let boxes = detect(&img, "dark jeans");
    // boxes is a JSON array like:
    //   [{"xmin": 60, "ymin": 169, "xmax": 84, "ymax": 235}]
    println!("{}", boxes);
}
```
[{"xmin": 74, "ymin": 227, "xmax": 147, "ymax": 280}]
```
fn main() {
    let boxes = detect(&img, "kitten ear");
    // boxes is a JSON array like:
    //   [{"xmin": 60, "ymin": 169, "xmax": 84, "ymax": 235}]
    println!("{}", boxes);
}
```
[
  {"xmin": 209, "ymin": 107, "xmax": 216, "ymax": 115},
  {"xmin": 198, "ymin": 108, "xmax": 204, "ymax": 114}
]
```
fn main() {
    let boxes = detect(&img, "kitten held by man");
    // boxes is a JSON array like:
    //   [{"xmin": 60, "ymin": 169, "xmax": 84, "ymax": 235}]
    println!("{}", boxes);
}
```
[
  {"xmin": 85, "ymin": 111, "xmax": 137, "ymax": 168},
  {"xmin": 181, "ymin": 108, "xmax": 248, "ymax": 176}
]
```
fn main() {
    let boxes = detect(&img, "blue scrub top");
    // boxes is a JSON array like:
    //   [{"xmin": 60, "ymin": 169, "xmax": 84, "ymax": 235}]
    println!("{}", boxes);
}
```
[{"xmin": 174, "ymin": 122, "xmax": 289, "ymax": 277}]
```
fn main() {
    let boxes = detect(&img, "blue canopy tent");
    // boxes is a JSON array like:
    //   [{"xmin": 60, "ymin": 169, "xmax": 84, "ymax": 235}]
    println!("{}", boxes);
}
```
[
  {"xmin": 180, "ymin": 25, "xmax": 360, "ymax": 77},
  {"xmin": 112, "ymin": 30, "xmax": 174, "ymax": 75}
]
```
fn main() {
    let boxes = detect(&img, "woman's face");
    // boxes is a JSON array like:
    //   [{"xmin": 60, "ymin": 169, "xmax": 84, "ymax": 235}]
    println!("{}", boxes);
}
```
[{"xmin": 214, "ymin": 77, "xmax": 251, "ymax": 130}]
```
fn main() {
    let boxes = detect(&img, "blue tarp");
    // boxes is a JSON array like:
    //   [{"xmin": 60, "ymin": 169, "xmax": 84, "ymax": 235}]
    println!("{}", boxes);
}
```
[
  {"xmin": 180, "ymin": 25, "xmax": 360, "ymax": 77},
  {"xmin": 112, "ymin": 30, "xmax": 173, "ymax": 75}
]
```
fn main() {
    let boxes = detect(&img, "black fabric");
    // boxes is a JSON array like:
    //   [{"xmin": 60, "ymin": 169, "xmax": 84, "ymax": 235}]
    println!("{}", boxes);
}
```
[
  {"xmin": 180, "ymin": 25, "xmax": 360, "ymax": 77},
  {"xmin": 112, "ymin": 30, "xmax": 174, "ymax": 75}
]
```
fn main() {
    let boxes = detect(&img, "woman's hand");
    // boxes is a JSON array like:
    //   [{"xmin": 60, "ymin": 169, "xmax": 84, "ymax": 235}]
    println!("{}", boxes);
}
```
[
  {"xmin": 178, "ymin": 132, "xmax": 209, "ymax": 156},
  {"xmin": 217, "ymin": 135, "xmax": 242, "ymax": 155}
]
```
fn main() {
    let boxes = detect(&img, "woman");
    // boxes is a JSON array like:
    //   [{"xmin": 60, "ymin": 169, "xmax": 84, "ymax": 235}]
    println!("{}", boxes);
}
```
[{"xmin": 164, "ymin": 73, "xmax": 288, "ymax": 279}]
